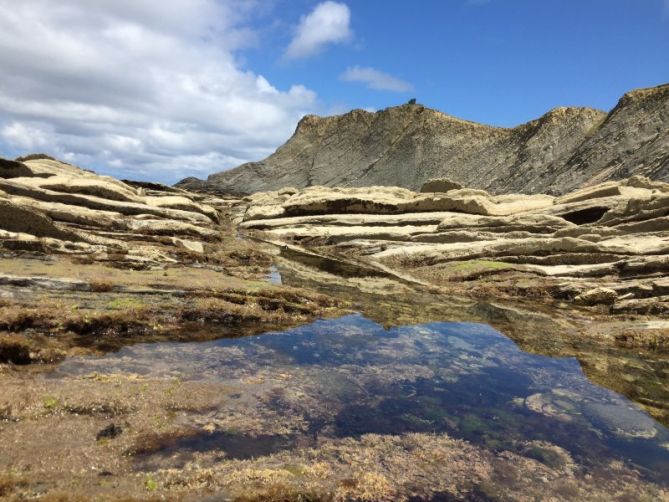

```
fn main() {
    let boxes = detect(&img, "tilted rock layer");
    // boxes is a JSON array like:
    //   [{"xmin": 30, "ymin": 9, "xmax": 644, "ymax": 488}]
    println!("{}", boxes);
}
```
[
  {"xmin": 180, "ymin": 82, "xmax": 669, "ymax": 195},
  {"xmin": 0, "ymin": 155, "xmax": 228, "ymax": 266},
  {"xmin": 239, "ymin": 177, "xmax": 669, "ymax": 315}
]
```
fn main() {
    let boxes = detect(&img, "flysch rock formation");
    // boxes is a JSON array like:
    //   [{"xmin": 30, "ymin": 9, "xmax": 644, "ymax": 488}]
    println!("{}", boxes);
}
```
[
  {"xmin": 239, "ymin": 177, "xmax": 669, "ymax": 314},
  {"xmin": 0, "ymin": 153, "xmax": 347, "ymax": 366},
  {"xmin": 179, "ymin": 82, "xmax": 669, "ymax": 196},
  {"xmin": 0, "ymin": 155, "xmax": 229, "ymax": 266}
]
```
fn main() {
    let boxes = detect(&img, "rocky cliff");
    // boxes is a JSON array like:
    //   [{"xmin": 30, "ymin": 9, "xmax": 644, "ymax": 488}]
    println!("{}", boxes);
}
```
[{"xmin": 179, "ymin": 83, "xmax": 669, "ymax": 195}]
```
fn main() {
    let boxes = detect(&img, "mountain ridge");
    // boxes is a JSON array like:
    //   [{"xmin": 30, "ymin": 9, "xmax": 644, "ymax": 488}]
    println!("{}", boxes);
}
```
[{"xmin": 178, "ymin": 82, "xmax": 669, "ymax": 196}]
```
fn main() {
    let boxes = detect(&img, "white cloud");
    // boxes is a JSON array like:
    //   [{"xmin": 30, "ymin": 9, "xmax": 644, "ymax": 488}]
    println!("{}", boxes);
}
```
[
  {"xmin": 1, "ymin": 122, "xmax": 50, "ymax": 150},
  {"xmin": 285, "ymin": 1, "xmax": 352, "ymax": 60},
  {"xmin": 340, "ymin": 66, "xmax": 413, "ymax": 92},
  {"xmin": 0, "ymin": 0, "xmax": 318, "ymax": 183}
]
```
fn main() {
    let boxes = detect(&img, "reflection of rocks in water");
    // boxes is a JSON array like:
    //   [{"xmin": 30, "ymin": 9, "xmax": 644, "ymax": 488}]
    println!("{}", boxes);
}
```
[
  {"xmin": 54, "ymin": 314, "xmax": 669, "ymax": 482},
  {"xmin": 279, "ymin": 256, "xmax": 669, "ymax": 431},
  {"xmin": 266, "ymin": 264, "xmax": 283, "ymax": 285}
]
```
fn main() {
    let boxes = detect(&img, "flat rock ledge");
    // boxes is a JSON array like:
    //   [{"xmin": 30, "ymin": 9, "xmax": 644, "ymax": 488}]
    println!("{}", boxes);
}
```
[
  {"xmin": 0, "ymin": 156, "xmax": 235, "ymax": 267},
  {"xmin": 239, "ymin": 177, "xmax": 669, "ymax": 314}
]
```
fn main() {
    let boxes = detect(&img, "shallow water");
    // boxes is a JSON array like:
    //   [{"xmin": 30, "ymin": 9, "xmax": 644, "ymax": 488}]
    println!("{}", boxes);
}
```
[
  {"xmin": 266, "ymin": 264, "xmax": 283, "ymax": 285},
  {"xmin": 55, "ymin": 314, "xmax": 669, "ymax": 481}
]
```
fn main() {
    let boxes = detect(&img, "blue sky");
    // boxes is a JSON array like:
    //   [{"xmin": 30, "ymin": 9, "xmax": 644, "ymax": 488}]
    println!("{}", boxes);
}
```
[
  {"xmin": 251, "ymin": 0, "xmax": 669, "ymax": 126},
  {"xmin": 0, "ymin": 0, "xmax": 667, "ymax": 182}
]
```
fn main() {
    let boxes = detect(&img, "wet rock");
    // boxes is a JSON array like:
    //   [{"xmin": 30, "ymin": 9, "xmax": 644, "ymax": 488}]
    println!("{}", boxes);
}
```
[
  {"xmin": 524, "ymin": 392, "xmax": 577, "ymax": 421},
  {"xmin": 0, "ymin": 273, "xmax": 90, "ymax": 291},
  {"xmin": 0, "ymin": 339, "xmax": 32, "ymax": 365},
  {"xmin": 96, "ymin": 423, "xmax": 123, "ymax": 441},
  {"xmin": 611, "ymin": 297, "xmax": 669, "ymax": 315},
  {"xmin": 520, "ymin": 441, "xmax": 573, "ymax": 469},
  {"xmin": 582, "ymin": 402, "xmax": 658, "ymax": 439},
  {"xmin": 523, "ymin": 390, "xmax": 657, "ymax": 439}
]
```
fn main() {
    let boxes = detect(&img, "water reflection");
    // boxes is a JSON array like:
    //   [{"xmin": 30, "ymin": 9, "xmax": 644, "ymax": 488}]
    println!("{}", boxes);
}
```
[
  {"xmin": 266, "ymin": 264, "xmax": 283, "ymax": 285},
  {"xmin": 56, "ymin": 314, "xmax": 669, "ymax": 481}
]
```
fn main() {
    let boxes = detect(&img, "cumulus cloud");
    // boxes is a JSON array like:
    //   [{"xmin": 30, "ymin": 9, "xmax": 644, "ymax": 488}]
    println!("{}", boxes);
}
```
[
  {"xmin": 0, "ymin": 0, "xmax": 318, "ymax": 182},
  {"xmin": 340, "ymin": 66, "xmax": 413, "ymax": 92},
  {"xmin": 285, "ymin": 1, "xmax": 352, "ymax": 60}
]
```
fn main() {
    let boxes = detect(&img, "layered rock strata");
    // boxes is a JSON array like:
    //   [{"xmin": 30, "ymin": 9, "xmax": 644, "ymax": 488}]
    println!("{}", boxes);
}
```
[
  {"xmin": 179, "ymin": 83, "xmax": 669, "ymax": 196},
  {"xmin": 0, "ymin": 155, "xmax": 228, "ymax": 266},
  {"xmin": 239, "ymin": 177, "xmax": 669, "ymax": 314}
]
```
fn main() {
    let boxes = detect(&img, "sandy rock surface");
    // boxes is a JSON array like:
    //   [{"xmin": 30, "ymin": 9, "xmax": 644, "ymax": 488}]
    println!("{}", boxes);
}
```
[
  {"xmin": 0, "ymin": 155, "xmax": 225, "ymax": 266},
  {"xmin": 240, "ymin": 177, "xmax": 669, "ymax": 314}
]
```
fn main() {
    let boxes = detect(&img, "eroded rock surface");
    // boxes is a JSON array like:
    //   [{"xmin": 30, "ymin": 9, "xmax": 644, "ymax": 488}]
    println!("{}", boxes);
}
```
[
  {"xmin": 2, "ymin": 155, "xmax": 669, "ymax": 502},
  {"xmin": 240, "ymin": 177, "xmax": 669, "ymax": 317},
  {"xmin": 0, "ymin": 155, "xmax": 232, "ymax": 266}
]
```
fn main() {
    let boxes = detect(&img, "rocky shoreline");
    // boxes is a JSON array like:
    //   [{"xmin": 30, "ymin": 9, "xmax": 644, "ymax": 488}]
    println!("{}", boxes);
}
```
[
  {"xmin": 0, "ymin": 155, "xmax": 345, "ymax": 365},
  {"xmin": 239, "ymin": 178, "xmax": 669, "ymax": 322},
  {"xmin": 2, "ymin": 155, "xmax": 669, "ymax": 500}
]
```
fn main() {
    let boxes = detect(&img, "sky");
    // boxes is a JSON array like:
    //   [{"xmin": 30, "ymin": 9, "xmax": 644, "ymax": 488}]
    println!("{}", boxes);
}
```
[{"xmin": 0, "ymin": 0, "xmax": 667, "ymax": 183}]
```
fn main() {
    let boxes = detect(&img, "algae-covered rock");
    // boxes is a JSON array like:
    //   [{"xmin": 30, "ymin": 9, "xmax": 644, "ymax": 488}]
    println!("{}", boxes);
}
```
[{"xmin": 574, "ymin": 287, "xmax": 619, "ymax": 306}]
